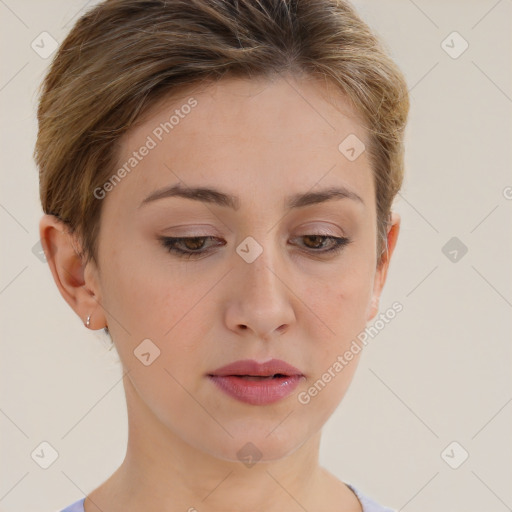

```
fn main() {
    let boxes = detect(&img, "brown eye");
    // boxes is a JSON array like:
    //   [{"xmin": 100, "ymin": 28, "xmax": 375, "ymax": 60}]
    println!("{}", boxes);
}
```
[
  {"xmin": 302, "ymin": 235, "xmax": 330, "ymax": 249},
  {"xmin": 158, "ymin": 234, "xmax": 351, "ymax": 260},
  {"xmin": 180, "ymin": 237, "xmax": 207, "ymax": 250},
  {"xmin": 159, "ymin": 236, "xmax": 222, "ymax": 259},
  {"xmin": 294, "ymin": 235, "xmax": 351, "ymax": 254}
]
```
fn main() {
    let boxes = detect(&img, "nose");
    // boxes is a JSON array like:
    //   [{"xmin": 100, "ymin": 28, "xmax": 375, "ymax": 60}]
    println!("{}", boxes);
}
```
[{"xmin": 224, "ymin": 241, "xmax": 296, "ymax": 340}]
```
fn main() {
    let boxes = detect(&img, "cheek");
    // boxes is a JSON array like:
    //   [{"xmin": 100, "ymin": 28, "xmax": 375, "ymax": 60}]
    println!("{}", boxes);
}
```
[
  {"xmin": 303, "ymin": 255, "xmax": 375, "ymax": 340},
  {"xmin": 99, "ymin": 247, "xmax": 207, "ymax": 363}
]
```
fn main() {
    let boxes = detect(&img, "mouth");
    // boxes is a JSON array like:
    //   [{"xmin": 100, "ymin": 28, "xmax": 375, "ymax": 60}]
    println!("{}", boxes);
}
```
[
  {"xmin": 208, "ymin": 358, "xmax": 303, "ymax": 379},
  {"xmin": 207, "ymin": 359, "xmax": 304, "ymax": 405},
  {"xmin": 228, "ymin": 374, "xmax": 290, "ymax": 380}
]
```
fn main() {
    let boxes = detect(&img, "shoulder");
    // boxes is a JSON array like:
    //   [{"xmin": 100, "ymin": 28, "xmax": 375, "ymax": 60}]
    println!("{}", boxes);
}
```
[
  {"xmin": 57, "ymin": 497, "xmax": 85, "ymax": 512},
  {"xmin": 346, "ymin": 483, "xmax": 396, "ymax": 512}
]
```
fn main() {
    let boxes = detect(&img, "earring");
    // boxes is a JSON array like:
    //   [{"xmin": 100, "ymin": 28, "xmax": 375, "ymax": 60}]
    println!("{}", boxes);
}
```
[{"xmin": 85, "ymin": 314, "xmax": 91, "ymax": 328}]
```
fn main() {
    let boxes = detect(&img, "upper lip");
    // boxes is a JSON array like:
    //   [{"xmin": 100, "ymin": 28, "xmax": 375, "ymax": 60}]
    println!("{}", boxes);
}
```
[{"xmin": 209, "ymin": 358, "xmax": 303, "ymax": 377}]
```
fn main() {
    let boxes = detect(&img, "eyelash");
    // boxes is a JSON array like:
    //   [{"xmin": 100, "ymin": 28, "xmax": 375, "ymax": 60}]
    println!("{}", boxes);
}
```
[{"xmin": 159, "ymin": 235, "xmax": 352, "ymax": 260}]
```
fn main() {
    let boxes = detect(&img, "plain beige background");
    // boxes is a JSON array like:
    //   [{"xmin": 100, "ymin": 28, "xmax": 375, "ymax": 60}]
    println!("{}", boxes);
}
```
[{"xmin": 1, "ymin": 1, "xmax": 511, "ymax": 511}]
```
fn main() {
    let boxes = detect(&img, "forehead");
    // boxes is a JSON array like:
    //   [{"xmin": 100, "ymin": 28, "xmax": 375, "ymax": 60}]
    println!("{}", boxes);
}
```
[{"xmin": 106, "ymin": 74, "xmax": 374, "ymax": 214}]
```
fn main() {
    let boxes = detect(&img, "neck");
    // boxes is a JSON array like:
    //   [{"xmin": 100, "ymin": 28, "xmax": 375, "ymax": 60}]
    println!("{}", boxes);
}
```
[{"xmin": 85, "ymin": 373, "xmax": 360, "ymax": 512}]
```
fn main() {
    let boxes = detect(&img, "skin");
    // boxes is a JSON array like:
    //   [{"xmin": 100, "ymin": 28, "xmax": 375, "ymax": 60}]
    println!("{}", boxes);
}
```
[{"xmin": 40, "ymin": 74, "xmax": 400, "ymax": 512}]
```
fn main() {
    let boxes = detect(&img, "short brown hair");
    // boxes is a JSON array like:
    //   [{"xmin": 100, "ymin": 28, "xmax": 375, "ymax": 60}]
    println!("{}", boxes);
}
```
[{"xmin": 35, "ymin": 0, "xmax": 409, "ymax": 269}]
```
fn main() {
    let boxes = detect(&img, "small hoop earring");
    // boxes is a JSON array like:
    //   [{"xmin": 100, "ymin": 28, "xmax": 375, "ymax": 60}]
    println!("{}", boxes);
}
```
[{"xmin": 85, "ymin": 314, "xmax": 91, "ymax": 328}]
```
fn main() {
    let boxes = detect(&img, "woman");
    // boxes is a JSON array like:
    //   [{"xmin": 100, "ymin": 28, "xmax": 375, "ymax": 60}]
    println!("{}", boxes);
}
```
[{"xmin": 36, "ymin": 0, "xmax": 409, "ymax": 510}]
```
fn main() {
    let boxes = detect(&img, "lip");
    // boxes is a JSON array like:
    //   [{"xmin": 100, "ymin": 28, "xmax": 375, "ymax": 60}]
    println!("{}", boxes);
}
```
[
  {"xmin": 210, "ymin": 358, "xmax": 303, "ymax": 377},
  {"xmin": 208, "ymin": 358, "xmax": 304, "ymax": 406}
]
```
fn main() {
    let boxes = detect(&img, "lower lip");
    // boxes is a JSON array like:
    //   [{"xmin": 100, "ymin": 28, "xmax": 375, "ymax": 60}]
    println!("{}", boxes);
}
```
[{"xmin": 208, "ymin": 375, "xmax": 303, "ymax": 405}]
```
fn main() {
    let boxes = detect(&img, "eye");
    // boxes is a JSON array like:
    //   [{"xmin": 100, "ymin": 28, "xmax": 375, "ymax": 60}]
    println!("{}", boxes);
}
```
[
  {"xmin": 292, "ymin": 235, "xmax": 352, "ymax": 255},
  {"xmin": 159, "ymin": 234, "xmax": 351, "ymax": 259},
  {"xmin": 159, "ymin": 236, "xmax": 223, "ymax": 260}
]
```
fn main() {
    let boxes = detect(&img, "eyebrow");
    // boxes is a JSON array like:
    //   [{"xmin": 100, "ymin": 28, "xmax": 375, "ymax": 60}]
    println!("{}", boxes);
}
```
[{"xmin": 138, "ymin": 183, "xmax": 364, "ymax": 211}]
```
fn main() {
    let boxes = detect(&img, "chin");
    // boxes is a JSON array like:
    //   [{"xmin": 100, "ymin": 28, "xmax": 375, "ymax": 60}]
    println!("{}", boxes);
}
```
[{"xmin": 198, "ymin": 423, "xmax": 311, "ymax": 465}]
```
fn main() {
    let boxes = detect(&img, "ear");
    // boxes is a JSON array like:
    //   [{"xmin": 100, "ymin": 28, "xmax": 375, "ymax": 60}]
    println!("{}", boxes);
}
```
[
  {"xmin": 39, "ymin": 214, "xmax": 106, "ymax": 330},
  {"xmin": 366, "ymin": 211, "xmax": 400, "ymax": 322}
]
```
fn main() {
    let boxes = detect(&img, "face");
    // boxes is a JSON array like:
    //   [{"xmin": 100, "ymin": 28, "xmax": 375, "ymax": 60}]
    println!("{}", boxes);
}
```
[{"xmin": 44, "ymin": 74, "xmax": 399, "ymax": 463}]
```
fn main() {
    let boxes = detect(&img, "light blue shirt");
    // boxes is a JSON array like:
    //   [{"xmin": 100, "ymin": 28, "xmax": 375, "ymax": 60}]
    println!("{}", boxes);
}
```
[{"xmin": 58, "ymin": 483, "xmax": 395, "ymax": 511}]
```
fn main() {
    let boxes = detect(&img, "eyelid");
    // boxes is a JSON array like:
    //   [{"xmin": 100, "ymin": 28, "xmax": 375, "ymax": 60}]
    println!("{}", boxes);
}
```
[
  {"xmin": 161, "ymin": 224, "xmax": 222, "ymax": 237},
  {"xmin": 294, "ymin": 224, "xmax": 346, "ymax": 239},
  {"xmin": 159, "ymin": 233, "xmax": 351, "ymax": 260}
]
